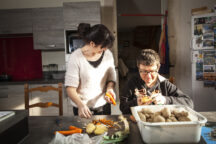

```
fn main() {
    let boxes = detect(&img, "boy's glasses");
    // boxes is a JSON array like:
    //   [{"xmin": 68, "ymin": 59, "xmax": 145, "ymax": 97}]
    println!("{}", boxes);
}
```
[{"xmin": 139, "ymin": 70, "xmax": 158, "ymax": 75}]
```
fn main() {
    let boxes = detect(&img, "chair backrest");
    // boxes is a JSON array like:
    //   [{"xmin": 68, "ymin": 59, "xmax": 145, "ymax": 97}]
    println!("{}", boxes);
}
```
[{"xmin": 24, "ymin": 83, "xmax": 63, "ymax": 116}]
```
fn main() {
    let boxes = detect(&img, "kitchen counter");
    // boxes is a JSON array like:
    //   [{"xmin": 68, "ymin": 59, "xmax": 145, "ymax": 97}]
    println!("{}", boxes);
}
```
[
  {"xmin": 20, "ymin": 111, "xmax": 216, "ymax": 144},
  {"xmin": 23, "ymin": 115, "xmax": 144, "ymax": 144},
  {"xmin": 0, "ymin": 110, "xmax": 29, "ymax": 143},
  {"xmin": 200, "ymin": 111, "xmax": 216, "ymax": 122},
  {"xmin": 0, "ymin": 78, "xmax": 64, "ymax": 85}
]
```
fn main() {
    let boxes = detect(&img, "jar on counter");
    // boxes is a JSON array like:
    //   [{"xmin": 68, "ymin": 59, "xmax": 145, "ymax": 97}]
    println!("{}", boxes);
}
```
[{"xmin": 48, "ymin": 64, "xmax": 58, "ymax": 72}]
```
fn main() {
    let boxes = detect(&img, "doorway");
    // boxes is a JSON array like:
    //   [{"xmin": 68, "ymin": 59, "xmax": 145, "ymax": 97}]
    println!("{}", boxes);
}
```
[{"xmin": 117, "ymin": 0, "xmax": 162, "ymax": 94}]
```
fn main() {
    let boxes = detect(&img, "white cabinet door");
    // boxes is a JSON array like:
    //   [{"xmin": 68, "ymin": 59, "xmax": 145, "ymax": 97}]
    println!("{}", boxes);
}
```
[{"xmin": 0, "ymin": 85, "xmax": 25, "ymax": 110}]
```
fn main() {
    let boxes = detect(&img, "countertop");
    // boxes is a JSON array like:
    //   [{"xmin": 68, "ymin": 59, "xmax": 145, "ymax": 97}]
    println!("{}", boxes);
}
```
[
  {"xmin": 2, "ymin": 111, "xmax": 215, "ymax": 144},
  {"xmin": 0, "ymin": 78, "xmax": 64, "ymax": 85},
  {"xmin": 21, "ymin": 111, "xmax": 216, "ymax": 144},
  {"xmin": 200, "ymin": 111, "xmax": 216, "ymax": 122},
  {"xmin": 23, "ymin": 115, "xmax": 144, "ymax": 144},
  {"xmin": 0, "ymin": 110, "xmax": 28, "ymax": 134}
]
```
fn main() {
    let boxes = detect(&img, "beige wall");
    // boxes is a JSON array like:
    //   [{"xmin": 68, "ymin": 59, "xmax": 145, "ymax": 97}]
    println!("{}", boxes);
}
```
[{"xmin": 168, "ymin": 0, "xmax": 215, "ymax": 97}]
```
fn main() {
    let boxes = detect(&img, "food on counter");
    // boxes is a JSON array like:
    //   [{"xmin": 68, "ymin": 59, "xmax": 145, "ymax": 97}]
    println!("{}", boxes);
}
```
[
  {"xmin": 93, "ymin": 118, "xmax": 115, "ymax": 128},
  {"xmin": 55, "ymin": 129, "xmax": 82, "ymax": 135},
  {"xmin": 102, "ymin": 115, "xmax": 130, "ymax": 143},
  {"xmin": 135, "ymin": 88, "xmax": 146, "ymax": 97},
  {"xmin": 138, "ymin": 112, "xmax": 146, "ymax": 122},
  {"xmin": 161, "ymin": 107, "xmax": 171, "ymax": 118},
  {"xmin": 129, "ymin": 115, "xmax": 137, "ymax": 123},
  {"xmin": 94, "ymin": 124, "xmax": 108, "ymax": 135},
  {"xmin": 105, "ymin": 92, "xmax": 116, "ymax": 105},
  {"xmin": 118, "ymin": 115, "xmax": 129, "ymax": 134},
  {"xmin": 86, "ymin": 118, "xmax": 114, "ymax": 135},
  {"xmin": 135, "ymin": 88, "xmax": 161, "ymax": 105},
  {"xmin": 138, "ymin": 107, "xmax": 191, "ymax": 122},
  {"xmin": 141, "ymin": 96, "xmax": 153, "ymax": 104},
  {"xmin": 69, "ymin": 125, "xmax": 82, "ymax": 130},
  {"xmin": 86, "ymin": 123, "xmax": 96, "ymax": 134},
  {"xmin": 153, "ymin": 115, "xmax": 166, "ymax": 122},
  {"xmin": 86, "ymin": 122, "xmax": 108, "ymax": 135},
  {"xmin": 55, "ymin": 125, "xmax": 83, "ymax": 135}
]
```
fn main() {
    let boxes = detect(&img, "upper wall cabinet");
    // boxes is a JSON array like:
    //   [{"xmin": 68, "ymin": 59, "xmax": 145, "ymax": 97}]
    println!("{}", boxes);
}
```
[
  {"xmin": 32, "ymin": 7, "xmax": 64, "ymax": 50},
  {"xmin": 0, "ymin": 9, "xmax": 32, "ymax": 34},
  {"xmin": 63, "ymin": 2, "xmax": 101, "ymax": 30}
]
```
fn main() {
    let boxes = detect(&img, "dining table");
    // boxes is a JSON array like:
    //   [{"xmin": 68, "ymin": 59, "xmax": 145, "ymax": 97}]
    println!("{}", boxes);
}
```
[
  {"xmin": 19, "ymin": 111, "xmax": 216, "ymax": 144},
  {"xmin": 22, "ymin": 115, "xmax": 143, "ymax": 144}
]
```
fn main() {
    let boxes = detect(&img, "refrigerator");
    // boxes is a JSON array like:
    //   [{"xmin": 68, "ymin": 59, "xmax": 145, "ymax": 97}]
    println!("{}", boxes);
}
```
[{"xmin": 191, "ymin": 12, "xmax": 216, "ymax": 111}]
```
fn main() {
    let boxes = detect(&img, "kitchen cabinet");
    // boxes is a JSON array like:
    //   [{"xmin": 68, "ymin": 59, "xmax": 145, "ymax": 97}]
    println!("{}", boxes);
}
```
[
  {"xmin": 0, "ymin": 85, "xmax": 25, "ymax": 110},
  {"xmin": 63, "ymin": 1, "xmax": 101, "ymax": 30},
  {"xmin": 32, "ymin": 7, "xmax": 64, "ymax": 50},
  {"xmin": 0, "ymin": 9, "xmax": 32, "ymax": 34},
  {"xmin": 0, "ymin": 84, "xmax": 69, "ymax": 116}
]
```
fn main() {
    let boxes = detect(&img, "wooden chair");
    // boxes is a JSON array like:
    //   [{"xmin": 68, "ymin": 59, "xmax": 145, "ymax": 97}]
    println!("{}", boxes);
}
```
[{"xmin": 24, "ymin": 83, "xmax": 63, "ymax": 116}]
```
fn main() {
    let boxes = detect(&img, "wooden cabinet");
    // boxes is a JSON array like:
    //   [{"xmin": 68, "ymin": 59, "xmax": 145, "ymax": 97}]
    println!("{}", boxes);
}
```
[
  {"xmin": 32, "ymin": 7, "xmax": 64, "ymax": 50},
  {"xmin": 0, "ymin": 85, "xmax": 25, "ymax": 110},
  {"xmin": 0, "ymin": 9, "xmax": 32, "ymax": 34},
  {"xmin": 63, "ymin": 2, "xmax": 101, "ymax": 30}
]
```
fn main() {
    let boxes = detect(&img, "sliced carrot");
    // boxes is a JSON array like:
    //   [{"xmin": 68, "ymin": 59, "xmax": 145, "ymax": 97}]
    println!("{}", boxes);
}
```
[
  {"xmin": 55, "ymin": 129, "xmax": 82, "ymax": 135},
  {"xmin": 68, "ymin": 125, "xmax": 82, "ymax": 130},
  {"xmin": 106, "ymin": 92, "xmax": 116, "ymax": 105},
  {"xmin": 130, "ymin": 115, "xmax": 136, "ymax": 123}
]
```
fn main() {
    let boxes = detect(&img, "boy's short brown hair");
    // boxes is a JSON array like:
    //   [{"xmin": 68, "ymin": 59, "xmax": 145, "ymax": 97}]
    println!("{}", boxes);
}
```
[{"xmin": 137, "ymin": 49, "xmax": 160, "ymax": 68}]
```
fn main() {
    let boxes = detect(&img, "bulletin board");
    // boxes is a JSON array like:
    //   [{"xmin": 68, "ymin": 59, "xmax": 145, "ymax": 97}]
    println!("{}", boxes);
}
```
[{"xmin": 192, "ymin": 13, "xmax": 216, "ymax": 88}]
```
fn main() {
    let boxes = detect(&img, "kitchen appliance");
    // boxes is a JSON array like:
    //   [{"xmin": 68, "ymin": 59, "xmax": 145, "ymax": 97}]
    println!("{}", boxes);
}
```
[
  {"xmin": 0, "ymin": 74, "xmax": 12, "ymax": 81},
  {"xmin": 65, "ymin": 30, "xmax": 85, "ymax": 63},
  {"xmin": 48, "ymin": 64, "xmax": 58, "ymax": 72},
  {"xmin": 42, "ymin": 64, "xmax": 58, "ymax": 80},
  {"xmin": 191, "ymin": 12, "xmax": 216, "ymax": 111}
]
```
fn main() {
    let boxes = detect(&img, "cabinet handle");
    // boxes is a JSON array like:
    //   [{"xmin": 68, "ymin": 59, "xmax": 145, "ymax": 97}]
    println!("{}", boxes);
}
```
[{"xmin": 46, "ymin": 44, "xmax": 56, "ymax": 48}]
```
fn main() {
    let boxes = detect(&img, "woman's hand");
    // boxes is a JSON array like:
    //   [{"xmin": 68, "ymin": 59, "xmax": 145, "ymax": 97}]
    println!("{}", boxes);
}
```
[
  {"xmin": 151, "ymin": 93, "xmax": 166, "ymax": 105},
  {"xmin": 77, "ymin": 103, "xmax": 92, "ymax": 118},
  {"xmin": 104, "ymin": 89, "xmax": 116, "ymax": 104}
]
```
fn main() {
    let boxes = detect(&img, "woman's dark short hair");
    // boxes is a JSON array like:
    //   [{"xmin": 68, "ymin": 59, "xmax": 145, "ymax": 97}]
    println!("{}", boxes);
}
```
[
  {"xmin": 78, "ymin": 23, "xmax": 115, "ymax": 48},
  {"xmin": 137, "ymin": 49, "xmax": 160, "ymax": 68}
]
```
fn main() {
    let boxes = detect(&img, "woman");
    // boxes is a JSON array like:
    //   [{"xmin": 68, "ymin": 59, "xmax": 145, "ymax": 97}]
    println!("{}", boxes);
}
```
[{"xmin": 65, "ymin": 23, "xmax": 116, "ymax": 118}]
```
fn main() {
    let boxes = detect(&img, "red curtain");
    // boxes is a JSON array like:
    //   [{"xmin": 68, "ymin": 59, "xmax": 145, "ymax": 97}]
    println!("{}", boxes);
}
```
[{"xmin": 0, "ymin": 36, "xmax": 42, "ymax": 81}]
